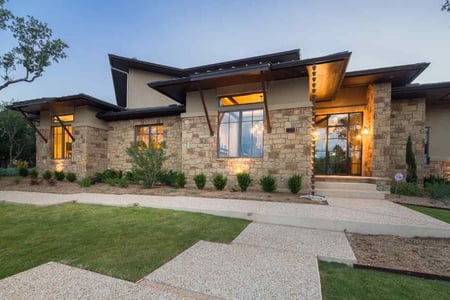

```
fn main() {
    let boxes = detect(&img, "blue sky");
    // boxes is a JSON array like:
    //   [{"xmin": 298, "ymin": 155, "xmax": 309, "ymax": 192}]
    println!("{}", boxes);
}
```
[{"xmin": 1, "ymin": 0, "xmax": 449, "ymax": 104}]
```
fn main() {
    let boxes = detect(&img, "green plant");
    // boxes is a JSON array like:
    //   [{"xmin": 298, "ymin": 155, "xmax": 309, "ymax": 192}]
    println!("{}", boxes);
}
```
[
  {"xmin": 175, "ymin": 172, "xmax": 186, "ymax": 188},
  {"xmin": 117, "ymin": 177, "xmax": 129, "ymax": 188},
  {"xmin": 65, "ymin": 172, "xmax": 77, "ymax": 182},
  {"xmin": 236, "ymin": 172, "xmax": 252, "ymax": 192},
  {"xmin": 425, "ymin": 182, "xmax": 450, "ymax": 200},
  {"xmin": 212, "ymin": 173, "xmax": 227, "ymax": 191},
  {"xmin": 102, "ymin": 169, "xmax": 122, "ymax": 180},
  {"xmin": 406, "ymin": 135, "xmax": 417, "ymax": 183},
  {"xmin": 125, "ymin": 171, "xmax": 138, "ymax": 184},
  {"xmin": 394, "ymin": 182, "xmax": 423, "ymax": 197},
  {"xmin": 29, "ymin": 169, "xmax": 38, "ymax": 179},
  {"xmin": 157, "ymin": 170, "xmax": 177, "ymax": 186},
  {"xmin": 42, "ymin": 170, "xmax": 52, "ymax": 180},
  {"xmin": 260, "ymin": 175, "xmax": 277, "ymax": 192},
  {"xmin": 105, "ymin": 177, "xmax": 117, "ymax": 186},
  {"xmin": 126, "ymin": 141, "xmax": 168, "ymax": 188},
  {"xmin": 424, "ymin": 175, "xmax": 448, "ymax": 185},
  {"xmin": 78, "ymin": 177, "xmax": 92, "ymax": 187},
  {"xmin": 194, "ymin": 173, "xmax": 206, "ymax": 190},
  {"xmin": 0, "ymin": 168, "xmax": 18, "ymax": 176},
  {"xmin": 53, "ymin": 171, "xmax": 65, "ymax": 181},
  {"xmin": 18, "ymin": 166, "xmax": 28, "ymax": 177},
  {"xmin": 288, "ymin": 174, "xmax": 302, "ymax": 194}
]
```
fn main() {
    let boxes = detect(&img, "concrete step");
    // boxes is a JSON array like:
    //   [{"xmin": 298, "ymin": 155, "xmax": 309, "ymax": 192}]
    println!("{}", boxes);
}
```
[
  {"xmin": 316, "ymin": 188, "xmax": 386, "ymax": 200},
  {"xmin": 315, "ymin": 181, "xmax": 377, "ymax": 191}
]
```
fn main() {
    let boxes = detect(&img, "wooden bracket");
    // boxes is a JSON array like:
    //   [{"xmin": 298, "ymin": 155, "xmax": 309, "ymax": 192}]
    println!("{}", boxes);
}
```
[
  {"xmin": 18, "ymin": 108, "xmax": 48, "ymax": 143},
  {"xmin": 54, "ymin": 115, "xmax": 75, "ymax": 142},
  {"xmin": 198, "ymin": 85, "xmax": 214, "ymax": 136},
  {"xmin": 260, "ymin": 71, "xmax": 272, "ymax": 133}
]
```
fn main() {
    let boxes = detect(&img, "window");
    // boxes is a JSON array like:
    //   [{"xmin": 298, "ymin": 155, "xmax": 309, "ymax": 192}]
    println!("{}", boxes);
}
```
[
  {"xmin": 135, "ymin": 124, "xmax": 164, "ymax": 148},
  {"xmin": 424, "ymin": 127, "xmax": 430, "ymax": 165},
  {"xmin": 219, "ymin": 92, "xmax": 264, "ymax": 106},
  {"xmin": 52, "ymin": 114, "xmax": 74, "ymax": 159},
  {"xmin": 218, "ymin": 109, "xmax": 264, "ymax": 158}
]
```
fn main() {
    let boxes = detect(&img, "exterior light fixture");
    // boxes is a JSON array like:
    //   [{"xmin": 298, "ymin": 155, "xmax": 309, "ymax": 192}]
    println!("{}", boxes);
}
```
[{"xmin": 362, "ymin": 128, "xmax": 369, "ymax": 135}]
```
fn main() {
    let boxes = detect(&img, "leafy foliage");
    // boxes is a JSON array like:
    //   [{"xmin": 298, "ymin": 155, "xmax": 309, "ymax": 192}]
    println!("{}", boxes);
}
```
[
  {"xmin": 425, "ymin": 182, "xmax": 450, "ymax": 200},
  {"xmin": 406, "ymin": 136, "xmax": 417, "ymax": 183},
  {"xmin": 17, "ymin": 166, "xmax": 28, "ymax": 177},
  {"xmin": 42, "ymin": 170, "xmax": 52, "ymax": 180},
  {"xmin": 29, "ymin": 168, "xmax": 38, "ymax": 179},
  {"xmin": 157, "ymin": 170, "xmax": 177, "ymax": 186},
  {"xmin": 212, "ymin": 173, "xmax": 227, "ymax": 191},
  {"xmin": 236, "ymin": 172, "xmax": 252, "ymax": 192},
  {"xmin": 0, "ymin": 1, "xmax": 68, "ymax": 90},
  {"xmin": 53, "ymin": 171, "xmax": 65, "ymax": 181},
  {"xmin": 124, "ymin": 171, "xmax": 139, "ymax": 184},
  {"xmin": 65, "ymin": 172, "xmax": 76, "ymax": 182},
  {"xmin": 393, "ymin": 182, "xmax": 424, "ymax": 197},
  {"xmin": 288, "ymin": 174, "xmax": 302, "ymax": 194},
  {"xmin": 0, "ymin": 167, "xmax": 18, "ymax": 176},
  {"xmin": 443, "ymin": 0, "xmax": 450, "ymax": 12},
  {"xmin": 193, "ymin": 173, "xmax": 206, "ymax": 189},
  {"xmin": 259, "ymin": 175, "xmax": 277, "ymax": 192},
  {"xmin": 175, "ymin": 172, "xmax": 186, "ymax": 188},
  {"xmin": 77, "ymin": 177, "xmax": 92, "ymax": 187},
  {"xmin": 126, "ymin": 141, "xmax": 168, "ymax": 189}
]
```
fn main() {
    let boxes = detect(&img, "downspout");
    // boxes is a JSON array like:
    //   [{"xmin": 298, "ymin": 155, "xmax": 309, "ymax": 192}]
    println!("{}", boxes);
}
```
[{"xmin": 111, "ymin": 67, "xmax": 129, "ymax": 108}]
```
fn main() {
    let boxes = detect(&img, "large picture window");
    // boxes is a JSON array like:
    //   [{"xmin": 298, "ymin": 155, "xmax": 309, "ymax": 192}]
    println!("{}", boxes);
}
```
[
  {"xmin": 135, "ymin": 124, "xmax": 164, "ymax": 148},
  {"xmin": 52, "ymin": 114, "xmax": 74, "ymax": 159},
  {"xmin": 218, "ymin": 109, "xmax": 263, "ymax": 158}
]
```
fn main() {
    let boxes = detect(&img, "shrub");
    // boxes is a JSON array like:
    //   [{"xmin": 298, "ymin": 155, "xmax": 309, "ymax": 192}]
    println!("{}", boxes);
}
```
[
  {"xmin": 425, "ymin": 182, "xmax": 450, "ymax": 200},
  {"xmin": 212, "ymin": 173, "xmax": 227, "ymax": 191},
  {"xmin": 105, "ymin": 177, "xmax": 117, "ymax": 186},
  {"xmin": 125, "ymin": 171, "xmax": 139, "ymax": 183},
  {"xmin": 126, "ymin": 141, "xmax": 168, "ymax": 188},
  {"xmin": 0, "ymin": 168, "xmax": 18, "ymax": 177},
  {"xmin": 78, "ymin": 177, "xmax": 92, "ymax": 187},
  {"xmin": 53, "ymin": 171, "xmax": 65, "ymax": 181},
  {"xmin": 102, "ymin": 169, "xmax": 122, "ymax": 180},
  {"xmin": 12, "ymin": 160, "xmax": 28, "ymax": 169},
  {"xmin": 424, "ymin": 175, "xmax": 448, "ymax": 185},
  {"xmin": 394, "ymin": 182, "xmax": 423, "ymax": 197},
  {"xmin": 236, "ymin": 172, "xmax": 252, "ymax": 192},
  {"xmin": 288, "ymin": 174, "xmax": 302, "ymax": 194},
  {"xmin": 42, "ymin": 170, "xmax": 52, "ymax": 180},
  {"xmin": 117, "ymin": 177, "xmax": 129, "ymax": 188},
  {"xmin": 158, "ymin": 170, "xmax": 177, "ymax": 186},
  {"xmin": 18, "ymin": 167, "xmax": 29, "ymax": 177},
  {"xmin": 29, "ymin": 169, "xmax": 38, "ymax": 179},
  {"xmin": 194, "ymin": 173, "xmax": 206, "ymax": 190},
  {"xmin": 406, "ymin": 135, "xmax": 417, "ymax": 183},
  {"xmin": 175, "ymin": 172, "xmax": 186, "ymax": 188},
  {"xmin": 66, "ymin": 172, "xmax": 77, "ymax": 182},
  {"xmin": 260, "ymin": 175, "xmax": 277, "ymax": 192}
]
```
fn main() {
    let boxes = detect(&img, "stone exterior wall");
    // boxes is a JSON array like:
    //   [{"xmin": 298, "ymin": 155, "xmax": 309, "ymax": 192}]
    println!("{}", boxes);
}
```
[
  {"xmin": 424, "ymin": 160, "xmax": 450, "ymax": 181},
  {"xmin": 106, "ymin": 116, "xmax": 182, "ymax": 171},
  {"xmin": 181, "ymin": 107, "xmax": 312, "ymax": 191},
  {"xmin": 389, "ymin": 98, "xmax": 426, "ymax": 184}
]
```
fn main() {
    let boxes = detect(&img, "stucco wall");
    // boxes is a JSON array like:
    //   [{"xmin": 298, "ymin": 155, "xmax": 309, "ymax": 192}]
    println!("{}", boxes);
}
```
[
  {"xmin": 127, "ymin": 68, "xmax": 179, "ymax": 108},
  {"xmin": 425, "ymin": 104, "xmax": 450, "ymax": 161}
]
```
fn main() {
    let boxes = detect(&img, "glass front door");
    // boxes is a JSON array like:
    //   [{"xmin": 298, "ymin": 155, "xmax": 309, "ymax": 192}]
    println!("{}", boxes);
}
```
[{"xmin": 314, "ymin": 112, "xmax": 363, "ymax": 175}]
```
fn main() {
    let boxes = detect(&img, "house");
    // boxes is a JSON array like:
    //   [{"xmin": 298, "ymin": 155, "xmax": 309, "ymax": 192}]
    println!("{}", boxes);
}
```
[{"xmin": 9, "ymin": 49, "xmax": 450, "ymax": 192}]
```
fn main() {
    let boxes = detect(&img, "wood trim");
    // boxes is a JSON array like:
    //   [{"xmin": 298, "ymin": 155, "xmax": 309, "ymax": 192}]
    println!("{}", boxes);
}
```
[
  {"xmin": 198, "ymin": 85, "xmax": 214, "ymax": 136},
  {"xmin": 260, "ymin": 71, "xmax": 272, "ymax": 133},
  {"xmin": 18, "ymin": 109, "xmax": 48, "ymax": 143},
  {"xmin": 54, "ymin": 115, "xmax": 75, "ymax": 142}
]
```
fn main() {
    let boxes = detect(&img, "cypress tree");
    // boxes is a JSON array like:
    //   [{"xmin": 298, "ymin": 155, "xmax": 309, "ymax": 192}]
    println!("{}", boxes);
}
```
[{"xmin": 406, "ymin": 135, "xmax": 417, "ymax": 183}]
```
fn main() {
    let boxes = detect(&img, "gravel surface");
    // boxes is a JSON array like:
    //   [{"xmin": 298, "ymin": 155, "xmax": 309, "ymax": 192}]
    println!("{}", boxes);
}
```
[
  {"xmin": 146, "ymin": 241, "xmax": 322, "ymax": 300},
  {"xmin": 233, "ymin": 223, "xmax": 356, "ymax": 265}
]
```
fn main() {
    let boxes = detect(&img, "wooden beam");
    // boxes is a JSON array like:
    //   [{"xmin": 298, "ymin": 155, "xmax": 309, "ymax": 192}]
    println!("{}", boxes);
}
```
[
  {"xmin": 198, "ymin": 85, "xmax": 214, "ymax": 136},
  {"xmin": 227, "ymin": 96, "xmax": 239, "ymax": 105},
  {"xmin": 54, "ymin": 115, "xmax": 75, "ymax": 142},
  {"xmin": 18, "ymin": 109, "xmax": 48, "ymax": 143},
  {"xmin": 260, "ymin": 71, "xmax": 272, "ymax": 133}
]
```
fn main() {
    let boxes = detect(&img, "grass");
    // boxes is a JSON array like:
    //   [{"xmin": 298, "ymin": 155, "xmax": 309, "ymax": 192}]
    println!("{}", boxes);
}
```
[
  {"xmin": 320, "ymin": 262, "xmax": 450, "ymax": 300},
  {"xmin": 0, "ymin": 202, "xmax": 249, "ymax": 282},
  {"xmin": 403, "ymin": 204, "xmax": 450, "ymax": 224}
]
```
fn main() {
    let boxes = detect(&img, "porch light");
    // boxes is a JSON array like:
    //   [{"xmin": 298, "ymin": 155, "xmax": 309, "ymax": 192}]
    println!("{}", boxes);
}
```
[{"xmin": 362, "ymin": 128, "xmax": 369, "ymax": 135}]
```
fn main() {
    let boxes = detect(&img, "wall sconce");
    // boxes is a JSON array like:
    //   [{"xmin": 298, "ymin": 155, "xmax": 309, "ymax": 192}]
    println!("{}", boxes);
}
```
[{"xmin": 362, "ymin": 128, "xmax": 369, "ymax": 135}]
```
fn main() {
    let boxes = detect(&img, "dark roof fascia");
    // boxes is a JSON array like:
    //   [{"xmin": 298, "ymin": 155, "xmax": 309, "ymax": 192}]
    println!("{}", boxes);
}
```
[
  {"xmin": 392, "ymin": 82, "xmax": 450, "ymax": 102},
  {"xmin": 97, "ymin": 105, "xmax": 185, "ymax": 121},
  {"xmin": 8, "ymin": 93, "xmax": 124, "ymax": 112},
  {"xmin": 108, "ymin": 54, "xmax": 185, "ymax": 76},
  {"xmin": 271, "ymin": 51, "xmax": 352, "ymax": 70}
]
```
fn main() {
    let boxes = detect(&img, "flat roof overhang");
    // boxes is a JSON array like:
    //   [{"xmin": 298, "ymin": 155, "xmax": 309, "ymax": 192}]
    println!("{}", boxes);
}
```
[
  {"xmin": 148, "ymin": 52, "xmax": 352, "ymax": 104},
  {"xmin": 97, "ymin": 105, "xmax": 185, "ymax": 121},
  {"xmin": 392, "ymin": 82, "xmax": 450, "ymax": 105}
]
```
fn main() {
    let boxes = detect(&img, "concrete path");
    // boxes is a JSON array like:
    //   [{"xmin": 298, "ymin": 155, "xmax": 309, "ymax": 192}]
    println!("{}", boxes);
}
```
[{"xmin": 1, "ymin": 191, "xmax": 449, "ymax": 237}]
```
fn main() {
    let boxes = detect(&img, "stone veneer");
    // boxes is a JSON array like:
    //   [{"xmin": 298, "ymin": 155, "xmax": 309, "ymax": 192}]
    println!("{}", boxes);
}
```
[
  {"xmin": 424, "ymin": 160, "xmax": 450, "ymax": 182},
  {"xmin": 389, "ymin": 98, "xmax": 426, "ymax": 184},
  {"xmin": 181, "ymin": 107, "xmax": 312, "ymax": 191},
  {"xmin": 106, "ymin": 116, "xmax": 182, "ymax": 171}
]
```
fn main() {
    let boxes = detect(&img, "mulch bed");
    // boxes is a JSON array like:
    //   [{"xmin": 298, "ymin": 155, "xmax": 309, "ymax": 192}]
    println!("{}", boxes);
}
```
[
  {"xmin": 347, "ymin": 233, "xmax": 450, "ymax": 278},
  {"xmin": 0, "ymin": 177, "xmax": 326, "ymax": 205},
  {"xmin": 388, "ymin": 194, "xmax": 450, "ymax": 210}
]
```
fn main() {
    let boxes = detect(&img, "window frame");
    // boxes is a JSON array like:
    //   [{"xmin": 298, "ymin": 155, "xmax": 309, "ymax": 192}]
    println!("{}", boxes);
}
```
[
  {"xmin": 424, "ymin": 126, "xmax": 430, "ymax": 165},
  {"xmin": 51, "ymin": 114, "xmax": 74, "ymax": 160},
  {"xmin": 218, "ymin": 91, "xmax": 264, "ymax": 107},
  {"xmin": 134, "ymin": 123, "xmax": 164, "ymax": 149},
  {"xmin": 217, "ymin": 108, "xmax": 264, "ymax": 158}
]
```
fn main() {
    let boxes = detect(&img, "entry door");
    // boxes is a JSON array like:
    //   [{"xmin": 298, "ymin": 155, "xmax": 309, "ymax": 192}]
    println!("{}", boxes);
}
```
[{"xmin": 314, "ymin": 113, "xmax": 363, "ymax": 175}]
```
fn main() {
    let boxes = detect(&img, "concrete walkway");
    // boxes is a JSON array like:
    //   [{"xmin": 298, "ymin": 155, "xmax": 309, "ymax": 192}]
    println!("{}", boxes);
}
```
[{"xmin": 1, "ymin": 191, "xmax": 449, "ymax": 237}]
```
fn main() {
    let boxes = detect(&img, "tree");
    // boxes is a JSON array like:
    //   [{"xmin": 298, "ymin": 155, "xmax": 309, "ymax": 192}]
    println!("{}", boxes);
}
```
[
  {"xmin": 0, "ymin": 102, "xmax": 36, "ymax": 167},
  {"xmin": 443, "ymin": 1, "xmax": 450, "ymax": 12},
  {"xmin": 0, "ymin": 0, "xmax": 68, "ymax": 91},
  {"xmin": 406, "ymin": 135, "xmax": 417, "ymax": 183}
]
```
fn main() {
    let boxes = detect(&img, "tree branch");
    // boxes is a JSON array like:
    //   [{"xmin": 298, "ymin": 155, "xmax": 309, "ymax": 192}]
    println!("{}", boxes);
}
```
[{"xmin": 0, "ymin": 73, "xmax": 39, "ymax": 90}]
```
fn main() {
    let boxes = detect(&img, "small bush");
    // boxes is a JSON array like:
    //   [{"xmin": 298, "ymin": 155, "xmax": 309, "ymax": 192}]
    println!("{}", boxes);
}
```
[
  {"xmin": 78, "ymin": 177, "xmax": 92, "ymax": 187},
  {"xmin": 260, "ymin": 175, "xmax": 277, "ymax": 193},
  {"xmin": 394, "ymin": 182, "xmax": 423, "ymax": 197},
  {"xmin": 425, "ymin": 182, "xmax": 450, "ymax": 200},
  {"xmin": 102, "ymin": 169, "xmax": 122, "ymax": 180},
  {"xmin": 194, "ymin": 173, "xmax": 206, "ymax": 189},
  {"xmin": 125, "ymin": 171, "xmax": 139, "ymax": 183},
  {"xmin": 424, "ymin": 175, "xmax": 448, "ymax": 185},
  {"xmin": 105, "ymin": 177, "xmax": 117, "ymax": 186},
  {"xmin": 42, "ymin": 170, "xmax": 52, "ymax": 180},
  {"xmin": 66, "ymin": 172, "xmax": 77, "ymax": 182},
  {"xmin": 53, "ymin": 171, "xmax": 65, "ymax": 181},
  {"xmin": 236, "ymin": 172, "xmax": 252, "ymax": 192},
  {"xmin": 288, "ymin": 174, "xmax": 302, "ymax": 194},
  {"xmin": 158, "ymin": 170, "xmax": 177, "ymax": 186},
  {"xmin": 175, "ymin": 172, "xmax": 186, "ymax": 188},
  {"xmin": 29, "ymin": 169, "xmax": 38, "ymax": 179},
  {"xmin": 212, "ymin": 173, "xmax": 227, "ymax": 191},
  {"xmin": 18, "ymin": 167, "xmax": 29, "ymax": 177},
  {"xmin": 117, "ymin": 177, "xmax": 129, "ymax": 188}
]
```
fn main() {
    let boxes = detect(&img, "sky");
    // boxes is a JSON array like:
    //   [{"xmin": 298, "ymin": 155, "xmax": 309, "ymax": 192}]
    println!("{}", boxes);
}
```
[{"xmin": 1, "ymin": 0, "xmax": 449, "ymax": 105}]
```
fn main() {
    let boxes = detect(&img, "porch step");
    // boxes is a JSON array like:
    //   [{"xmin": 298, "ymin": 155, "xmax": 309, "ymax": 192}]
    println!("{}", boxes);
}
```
[
  {"xmin": 316, "ymin": 175, "xmax": 377, "ymax": 184},
  {"xmin": 315, "ymin": 181, "xmax": 377, "ymax": 191},
  {"xmin": 316, "ymin": 188, "xmax": 386, "ymax": 200}
]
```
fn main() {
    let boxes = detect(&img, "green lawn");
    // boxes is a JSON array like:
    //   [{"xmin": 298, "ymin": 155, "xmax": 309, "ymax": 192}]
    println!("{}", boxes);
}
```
[
  {"xmin": 320, "ymin": 262, "xmax": 450, "ymax": 300},
  {"xmin": 403, "ymin": 204, "xmax": 450, "ymax": 223},
  {"xmin": 0, "ymin": 202, "xmax": 249, "ymax": 281}
]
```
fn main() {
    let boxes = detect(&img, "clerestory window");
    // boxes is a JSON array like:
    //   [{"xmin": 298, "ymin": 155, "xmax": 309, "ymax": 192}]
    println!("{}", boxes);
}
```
[{"xmin": 52, "ymin": 114, "xmax": 74, "ymax": 159}]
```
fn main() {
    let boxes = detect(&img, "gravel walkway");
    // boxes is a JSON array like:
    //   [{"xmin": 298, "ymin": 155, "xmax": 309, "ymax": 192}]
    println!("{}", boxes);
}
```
[
  {"xmin": 233, "ymin": 223, "xmax": 357, "ymax": 265},
  {"xmin": 145, "ymin": 241, "xmax": 322, "ymax": 300}
]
